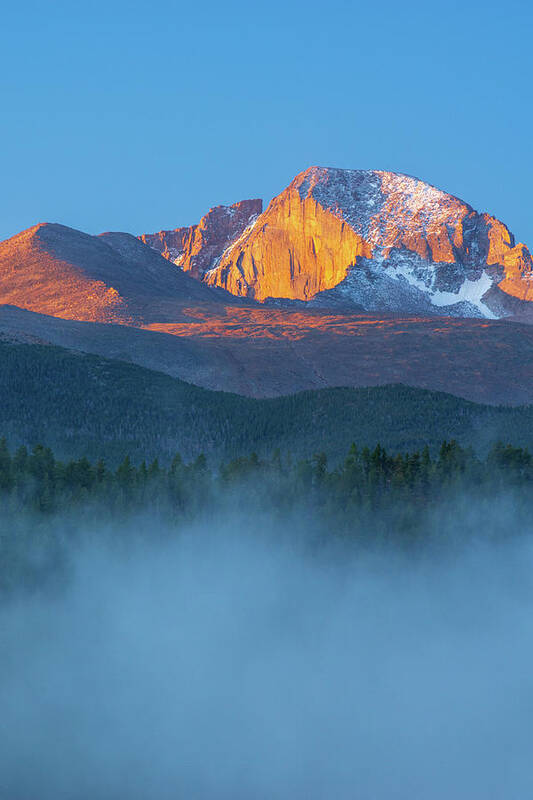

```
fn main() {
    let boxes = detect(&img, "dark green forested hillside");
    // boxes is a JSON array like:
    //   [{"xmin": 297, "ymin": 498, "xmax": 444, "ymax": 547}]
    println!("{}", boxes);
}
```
[{"xmin": 1, "ymin": 338, "xmax": 533, "ymax": 464}]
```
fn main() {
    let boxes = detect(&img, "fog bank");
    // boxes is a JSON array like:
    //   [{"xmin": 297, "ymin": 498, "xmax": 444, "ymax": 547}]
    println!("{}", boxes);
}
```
[{"xmin": 1, "ymin": 518, "xmax": 533, "ymax": 799}]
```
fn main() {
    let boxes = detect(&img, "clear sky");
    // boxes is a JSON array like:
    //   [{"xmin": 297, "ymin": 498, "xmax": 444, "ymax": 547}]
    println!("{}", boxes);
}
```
[{"xmin": 1, "ymin": 0, "xmax": 531, "ymax": 244}]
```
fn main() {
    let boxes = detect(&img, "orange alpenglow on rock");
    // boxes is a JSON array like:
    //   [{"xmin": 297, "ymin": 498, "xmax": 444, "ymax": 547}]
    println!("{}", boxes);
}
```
[
  {"xmin": 140, "ymin": 199, "xmax": 263, "ymax": 279},
  {"xmin": 205, "ymin": 177, "xmax": 372, "ymax": 301},
  {"xmin": 199, "ymin": 167, "xmax": 533, "ymax": 316},
  {"xmin": 0, "ymin": 224, "xmax": 128, "ymax": 323},
  {"xmin": 2, "ymin": 166, "xmax": 532, "ymax": 328},
  {"xmin": 482, "ymin": 215, "xmax": 533, "ymax": 302},
  {"xmin": 0, "ymin": 222, "xmax": 225, "ymax": 325}
]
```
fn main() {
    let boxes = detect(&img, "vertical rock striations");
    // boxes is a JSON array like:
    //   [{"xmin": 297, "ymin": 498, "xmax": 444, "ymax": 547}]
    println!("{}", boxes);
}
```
[
  {"xmin": 201, "ymin": 167, "xmax": 533, "ymax": 318},
  {"xmin": 140, "ymin": 199, "xmax": 262, "ymax": 279}
]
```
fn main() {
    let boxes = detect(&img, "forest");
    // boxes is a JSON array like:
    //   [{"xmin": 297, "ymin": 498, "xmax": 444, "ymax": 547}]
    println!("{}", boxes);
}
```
[
  {"xmin": 4, "ymin": 338, "xmax": 533, "ymax": 464},
  {"xmin": 3, "ymin": 339, "xmax": 533, "ymax": 596}
]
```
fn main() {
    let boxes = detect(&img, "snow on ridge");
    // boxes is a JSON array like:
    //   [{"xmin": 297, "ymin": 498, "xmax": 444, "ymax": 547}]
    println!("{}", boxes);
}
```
[
  {"xmin": 297, "ymin": 166, "xmax": 472, "ymax": 247},
  {"xmin": 298, "ymin": 167, "xmax": 384, "ymax": 238},
  {"xmin": 374, "ymin": 171, "xmax": 470, "ymax": 241},
  {"xmin": 293, "ymin": 166, "xmax": 499, "ymax": 315}
]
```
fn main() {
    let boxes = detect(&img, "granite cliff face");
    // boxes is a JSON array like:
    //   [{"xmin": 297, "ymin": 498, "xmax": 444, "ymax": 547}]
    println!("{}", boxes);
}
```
[
  {"xmin": 206, "ymin": 178, "xmax": 373, "ymax": 301},
  {"xmin": 140, "ymin": 199, "xmax": 262, "ymax": 279},
  {"xmin": 200, "ymin": 167, "xmax": 533, "ymax": 318}
]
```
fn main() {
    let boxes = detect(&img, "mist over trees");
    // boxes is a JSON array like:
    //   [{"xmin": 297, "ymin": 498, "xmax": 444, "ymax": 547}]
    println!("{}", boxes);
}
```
[
  {"xmin": 2, "ymin": 436, "xmax": 533, "ymax": 596},
  {"xmin": 3, "ymin": 437, "xmax": 533, "ymax": 516}
]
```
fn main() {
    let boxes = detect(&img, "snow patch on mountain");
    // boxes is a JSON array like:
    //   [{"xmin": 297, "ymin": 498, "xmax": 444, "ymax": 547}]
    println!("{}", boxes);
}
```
[
  {"xmin": 431, "ymin": 272, "xmax": 495, "ymax": 316},
  {"xmin": 380, "ymin": 254, "xmax": 496, "ymax": 318}
]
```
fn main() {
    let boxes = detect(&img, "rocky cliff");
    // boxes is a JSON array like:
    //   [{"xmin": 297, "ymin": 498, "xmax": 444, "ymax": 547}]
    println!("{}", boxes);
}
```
[
  {"xmin": 140, "ymin": 199, "xmax": 262, "ymax": 279},
  {"xmin": 201, "ymin": 167, "xmax": 533, "ymax": 318}
]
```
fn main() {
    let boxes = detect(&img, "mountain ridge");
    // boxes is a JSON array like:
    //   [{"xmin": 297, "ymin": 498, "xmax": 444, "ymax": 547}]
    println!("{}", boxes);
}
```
[
  {"xmin": 204, "ymin": 167, "xmax": 533, "ymax": 317},
  {"xmin": 3, "ymin": 166, "xmax": 532, "ymax": 326},
  {"xmin": 0, "ymin": 221, "xmax": 238, "ymax": 324},
  {"xmin": 2, "ymin": 167, "xmax": 533, "ymax": 406},
  {"xmin": 139, "ymin": 166, "xmax": 533, "ymax": 321}
]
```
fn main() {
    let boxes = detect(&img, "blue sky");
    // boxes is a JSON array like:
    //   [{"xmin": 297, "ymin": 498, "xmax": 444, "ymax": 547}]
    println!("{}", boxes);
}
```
[{"xmin": 1, "ymin": 0, "xmax": 531, "ymax": 244}]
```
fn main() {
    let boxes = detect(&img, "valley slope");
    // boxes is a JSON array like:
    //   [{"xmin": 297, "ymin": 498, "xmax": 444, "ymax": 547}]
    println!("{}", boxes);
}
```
[
  {"xmin": 2, "ymin": 304, "xmax": 533, "ymax": 404},
  {"xmin": 2, "ymin": 338, "xmax": 533, "ymax": 465}
]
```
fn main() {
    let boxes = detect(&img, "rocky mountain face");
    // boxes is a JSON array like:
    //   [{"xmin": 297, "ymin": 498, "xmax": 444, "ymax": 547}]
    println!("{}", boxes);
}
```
[
  {"xmin": 140, "ymin": 199, "xmax": 262, "ymax": 279},
  {"xmin": 0, "ymin": 222, "xmax": 227, "ymax": 324},
  {"xmin": 146, "ymin": 167, "xmax": 531, "ymax": 320}
]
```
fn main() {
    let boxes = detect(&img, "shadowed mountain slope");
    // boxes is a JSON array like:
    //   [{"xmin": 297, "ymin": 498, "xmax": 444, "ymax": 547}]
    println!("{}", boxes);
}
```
[
  {"xmin": 2, "ymin": 304, "xmax": 533, "ymax": 405},
  {"xmin": 3, "ymin": 337, "xmax": 533, "ymax": 465}
]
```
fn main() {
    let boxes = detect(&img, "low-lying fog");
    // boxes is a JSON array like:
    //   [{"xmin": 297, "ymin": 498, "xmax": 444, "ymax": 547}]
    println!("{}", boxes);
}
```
[{"xmin": 1, "ymin": 514, "xmax": 533, "ymax": 799}]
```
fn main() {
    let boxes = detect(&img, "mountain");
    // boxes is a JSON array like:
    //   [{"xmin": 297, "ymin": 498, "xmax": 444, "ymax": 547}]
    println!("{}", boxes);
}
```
[
  {"xmin": 142, "ymin": 167, "xmax": 533, "ymax": 320},
  {"xmin": 140, "ymin": 199, "xmax": 262, "ymax": 279},
  {"xmin": 3, "ymin": 337, "xmax": 533, "ymax": 465},
  {"xmin": 2, "ymin": 166, "xmax": 533, "ymax": 407},
  {"xmin": 0, "ymin": 222, "xmax": 229, "ymax": 324}
]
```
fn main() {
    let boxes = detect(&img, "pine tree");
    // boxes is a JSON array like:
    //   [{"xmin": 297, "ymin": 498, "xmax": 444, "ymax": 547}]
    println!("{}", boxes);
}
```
[{"xmin": 0, "ymin": 437, "xmax": 13, "ymax": 491}]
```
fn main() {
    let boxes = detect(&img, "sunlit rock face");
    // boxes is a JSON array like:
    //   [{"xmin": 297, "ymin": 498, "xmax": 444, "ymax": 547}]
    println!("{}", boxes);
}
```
[
  {"xmin": 203, "ymin": 167, "xmax": 533, "ymax": 318},
  {"xmin": 0, "ymin": 224, "xmax": 129, "ymax": 323},
  {"xmin": 140, "ymin": 199, "xmax": 262, "ymax": 279},
  {"xmin": 0, "ymin": 223, "xmax": 224, "ymax": 324},
  {"xmin": 206, "ymin": 176, "xmax": 372, "ymax": 301}
]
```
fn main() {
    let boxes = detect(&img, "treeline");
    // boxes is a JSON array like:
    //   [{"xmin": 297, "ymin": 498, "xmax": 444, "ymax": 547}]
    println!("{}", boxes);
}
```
[
  {"xmin": 1, "ymin": 437, "xmax": 532, "ymax": 521},
  {"xmin": 2, "ymin": 437, "xmax": 533, "ymax": 595}
]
